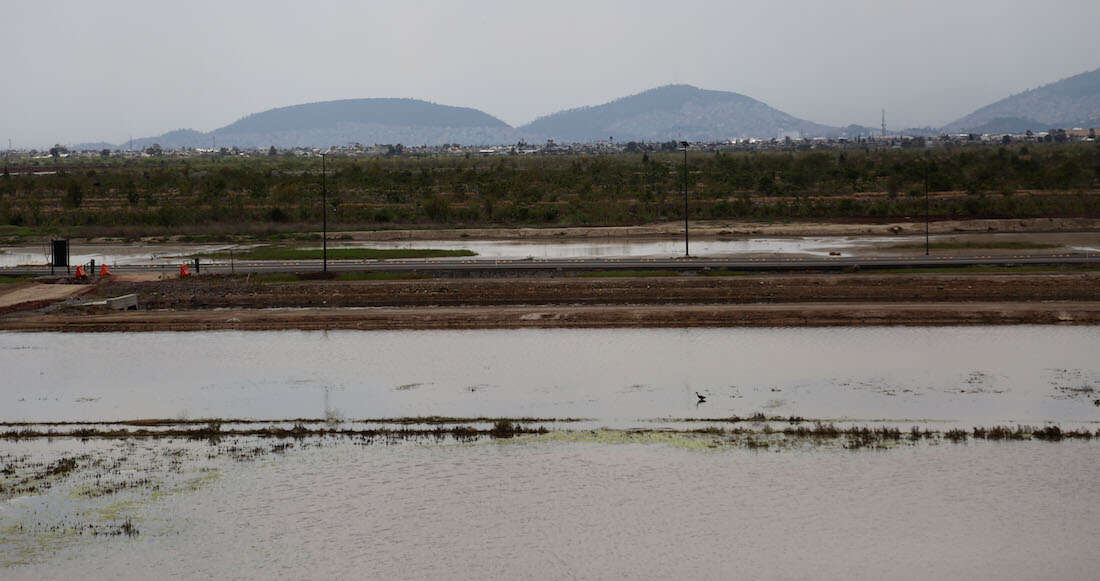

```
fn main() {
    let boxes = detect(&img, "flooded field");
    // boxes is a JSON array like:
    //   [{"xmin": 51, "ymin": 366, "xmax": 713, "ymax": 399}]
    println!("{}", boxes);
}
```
[
  {"xmin": 0, "ymin": 237, "xmax": 871, "ymax": 266},
  {"xmin": 2, "ymin": 436, "xmax": 1098, "ymax": 579},
  {"xmin": 327, "ymin": 236, "xmax": 887, "ymax": 259},
  {"xmin": 1, "ymin": 327, "xmax": 1097, "ymax": 425},
  {"xmin": 0, "ymin": 243, "xmax": 245, "ymax": 268},
  {"xmin": 2, "ymin": 326, "xmax": 1098, "ymax": 577},
  {"xmin": 4, "ymin": 230, "xmax": 1094, "ymax": 266}
]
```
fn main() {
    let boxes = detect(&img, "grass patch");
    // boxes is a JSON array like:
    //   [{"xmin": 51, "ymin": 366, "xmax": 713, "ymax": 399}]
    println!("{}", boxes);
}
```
[
  {"xmin": 0, "ymin": 275, "xmax": 32, "ymax": 284},
  {"xmin": 335, "ymin": 271, "xmax": 430, "ymax": 281},
  {"xmin": 573, "ymin": 269, "xmax": 679, "ymax": 278},
  {"xmin": 883, "ymin": 241, "xmax": 1061, "ymax": 250},
  {"xmin": 201, "ymin": 246, "xmax": 475, "ymax": 261}
]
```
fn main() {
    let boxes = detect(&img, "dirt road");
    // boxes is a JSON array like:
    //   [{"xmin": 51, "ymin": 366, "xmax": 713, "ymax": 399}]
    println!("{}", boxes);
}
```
[{"xmin": 0, "ymin": 282, "xmax": 91, "ymax": 314}]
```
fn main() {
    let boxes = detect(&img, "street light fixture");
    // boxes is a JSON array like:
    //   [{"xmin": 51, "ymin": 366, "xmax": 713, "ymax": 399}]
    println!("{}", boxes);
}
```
[{"xmin": 680, "ymin": 141, "xmax": 690, "ymax": 257}]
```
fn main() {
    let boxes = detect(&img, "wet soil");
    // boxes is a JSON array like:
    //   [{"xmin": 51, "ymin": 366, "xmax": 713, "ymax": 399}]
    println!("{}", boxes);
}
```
[
  {"xmin": 0, "ymin": 283, "xmax": 92, "ymax": 315},
  {"xmin": 4, "ymin": 302, "xmax": 1100, "ymax": 332},
  {"xmin": 88, "ymin": 271, "xmax": 1100, "ymax": 308},
  {"xmin": 2, "ymin": 271, "xmax": 1097, "ymax": 331}
]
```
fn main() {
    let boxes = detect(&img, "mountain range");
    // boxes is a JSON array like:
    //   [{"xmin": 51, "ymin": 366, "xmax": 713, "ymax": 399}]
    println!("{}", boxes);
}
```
[
  {"xmin": 92, "ymin": 67, "xmax": 1100, "ymax": 150},
  {"xmin": 943, "ymin": 67, "xmax": 1100, "ymax": 134}
]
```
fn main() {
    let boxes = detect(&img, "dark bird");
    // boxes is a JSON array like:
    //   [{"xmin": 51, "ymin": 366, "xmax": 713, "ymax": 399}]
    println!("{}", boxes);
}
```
[{"xmin": 696, "ymin": 392, "xmax": 707, "ymax": 403}]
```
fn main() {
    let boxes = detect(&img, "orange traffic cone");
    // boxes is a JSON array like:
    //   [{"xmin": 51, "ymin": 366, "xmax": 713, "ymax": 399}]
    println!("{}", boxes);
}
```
[
  {"xmin": 74, "ymin": 264, "xmax": 87, "ymax": 279},
  {"xmin": 99, "ymin": 264, "xmax": 111, "ymax": 277},
  {"xmin": 179, "ymin": 263, "xmax": 191, "ymax": 278}
]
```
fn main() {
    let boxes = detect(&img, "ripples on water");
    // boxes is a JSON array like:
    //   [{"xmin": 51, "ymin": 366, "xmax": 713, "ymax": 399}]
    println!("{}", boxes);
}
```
[
  {"xmin": 3, "ymin": 438, "xmax": 1098, "ymax": 579},
  {"xmin": 2, "ymin": 327, "xmax": 1097, "ymax": 425},
  {"xmin": 2, "ymin": 326, "xmax": 1098, "ymax": 577}
]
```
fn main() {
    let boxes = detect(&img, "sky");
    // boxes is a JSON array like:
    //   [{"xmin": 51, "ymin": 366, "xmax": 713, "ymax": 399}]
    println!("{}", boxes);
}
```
[{"xmin": 4, "ymin": 0, "xmax": 1100, "ymax": 148}]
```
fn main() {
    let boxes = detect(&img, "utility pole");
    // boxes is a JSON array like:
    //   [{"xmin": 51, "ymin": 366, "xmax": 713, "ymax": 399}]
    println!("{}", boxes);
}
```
[
  {"xmin": 924, "ymin": 157, "xmax": 930, "ymax": 256},
  {"xmin": 321, "ymin": 153, "xmax": 328, "ymax": 273},
  {"xmin": 680, "ymin": 141, "xmax": 690, "ymax": 257}
]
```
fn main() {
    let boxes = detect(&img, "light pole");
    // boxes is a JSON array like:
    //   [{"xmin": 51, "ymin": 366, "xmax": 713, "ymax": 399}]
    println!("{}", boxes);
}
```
[
  {"xmin": 924, "ymin": 157, "xmax": 930, "ymax": 256},
  {"xmin": 321, "ymin": 153, "xmax": 328, "ymax": 272},
  {"xmin": 680, "ymin": 141, "xmax": 690, "ymax": 257}
]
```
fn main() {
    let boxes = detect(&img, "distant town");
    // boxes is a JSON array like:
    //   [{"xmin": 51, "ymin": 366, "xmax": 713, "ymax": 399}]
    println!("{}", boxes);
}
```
[{"xmin": 5, "ymin": 125, "xmax": 1097, "ymax": 165}]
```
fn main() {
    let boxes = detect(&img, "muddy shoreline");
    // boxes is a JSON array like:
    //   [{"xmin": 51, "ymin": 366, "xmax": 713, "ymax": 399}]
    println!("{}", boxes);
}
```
[{"xmin": 3, "ymin": 302, "xmax": 1099, "ymax": 332}]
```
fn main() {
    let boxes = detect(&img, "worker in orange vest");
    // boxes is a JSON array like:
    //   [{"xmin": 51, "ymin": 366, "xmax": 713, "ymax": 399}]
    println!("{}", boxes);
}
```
[
  {"xmin": 179, "ymin": 263, "xmax": 191, "ymax": 277},
  {"xmin": 99, "ymin": 264, "xmax": 111, "ymax": 277},
  {"xmin": 74, "ymin": 264, "xmax": 87, "ymax": 279}
]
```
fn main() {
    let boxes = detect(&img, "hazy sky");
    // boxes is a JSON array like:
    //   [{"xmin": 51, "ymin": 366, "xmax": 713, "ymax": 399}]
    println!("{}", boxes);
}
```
[{"xmin": 5, "ymin": 0, "xmax": 1099, "ymax": 147}]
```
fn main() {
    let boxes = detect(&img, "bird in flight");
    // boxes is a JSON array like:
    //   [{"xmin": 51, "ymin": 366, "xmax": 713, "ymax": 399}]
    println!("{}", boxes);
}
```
[{"xmin": 696, "ymin": 392, "xmax": 707, "ymax": 403}]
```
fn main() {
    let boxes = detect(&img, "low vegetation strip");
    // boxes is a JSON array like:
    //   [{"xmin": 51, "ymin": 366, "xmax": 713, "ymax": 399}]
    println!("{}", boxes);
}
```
[
  {"xmin": 201, "ymin": 247, "xmax": 476, "ymax": 260},
  {"xmin": 1, "ymin": 420, "xmax": 1094, "ymax": 446},
  {"xmin": 3, "ymin": 144, "xmax": 1100, "ymax": 234}
]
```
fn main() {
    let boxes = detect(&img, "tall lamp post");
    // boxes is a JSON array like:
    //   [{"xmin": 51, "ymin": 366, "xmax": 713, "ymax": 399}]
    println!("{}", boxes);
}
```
[
  {"xmin": 321, "ymin": 153, "xmax": 328, "ymax": 272},
  {"xmin": 924, "ymin": 156, "xmax": 930, "ymax": 256},
  {"xmin": 680, "ymin": 141, "xmax": 690, "ymax": 257}
]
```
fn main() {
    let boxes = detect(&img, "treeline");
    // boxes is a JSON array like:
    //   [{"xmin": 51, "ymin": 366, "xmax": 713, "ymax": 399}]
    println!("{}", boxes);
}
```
[{"xmin": 1, "ymin": 143, "xmax": 1098, "ymax": 233}]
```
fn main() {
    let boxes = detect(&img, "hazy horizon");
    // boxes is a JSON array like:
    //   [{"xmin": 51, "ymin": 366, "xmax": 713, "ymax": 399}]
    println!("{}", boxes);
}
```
[{"xmin": 5, "ymin": 0, "xmax": 1100, "ymax": 148}]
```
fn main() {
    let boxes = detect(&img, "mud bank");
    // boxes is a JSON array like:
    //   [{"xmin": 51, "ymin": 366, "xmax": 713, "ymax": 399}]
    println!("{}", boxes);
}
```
[
  {"xmin": 87, "ymin": 271, "xmax": 1100, "ymax": 309},
  {"xmin": 4, "ymin": 302, "xmax": 1100, "ymax": 332}
]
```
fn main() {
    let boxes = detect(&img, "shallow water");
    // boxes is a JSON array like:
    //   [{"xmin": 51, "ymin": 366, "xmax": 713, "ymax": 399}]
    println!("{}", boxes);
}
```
[
  {"xmin": 0, "ymin": 234, "xmax": 943, "ymax": 266},
  {"xmin": 0, "ymin": 243, "xmax": 243, "ymax": 267},
  {"xmin": 2, "ymin": 326, "xmax": 1097, "ymax": 425},
  {"xmin": 2, "ymin": 325, "xmax": 1098, "ymax": 577},
  {"xmin": 327, "ymin": 236, "xmax": 890, "ymax": 259},
  {"xmin": 3, "ymin": 438, "xmax": 1097, "ymax": 579}
]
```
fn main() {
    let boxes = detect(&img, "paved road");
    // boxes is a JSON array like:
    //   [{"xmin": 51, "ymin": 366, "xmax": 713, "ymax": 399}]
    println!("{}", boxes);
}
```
[{"xmin": 3, "ymin": 251, "xmax": 1097, "ymax": 276}]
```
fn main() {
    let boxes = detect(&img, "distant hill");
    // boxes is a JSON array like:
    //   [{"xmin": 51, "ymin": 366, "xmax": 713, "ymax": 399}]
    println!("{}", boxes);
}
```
[
  {"xmin": 519, "ymin": 84, "xmax": 840, "ymax": 142},
  {"xmin": 114, "ymin": 98, "xmax": 518, "ymax": 150},
  {"xmin": 945, "ymin": 67, "xmax": 1100, "ymax": 132}
]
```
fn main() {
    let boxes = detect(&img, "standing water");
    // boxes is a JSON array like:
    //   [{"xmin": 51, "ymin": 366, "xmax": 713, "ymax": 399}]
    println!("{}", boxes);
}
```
[{"xmin": 2, "ymin": 326, "xmax": 1098, "ymax": 578}]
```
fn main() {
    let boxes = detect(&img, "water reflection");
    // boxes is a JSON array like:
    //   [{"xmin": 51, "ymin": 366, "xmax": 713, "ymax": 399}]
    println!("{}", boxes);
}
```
[
  {"xmin": 328, "ymin": 236, "xmax": 888, "ymax": 258},
  {"xmin": 1, "ymin": 237, "xmax": 876, "ymax": 267}
]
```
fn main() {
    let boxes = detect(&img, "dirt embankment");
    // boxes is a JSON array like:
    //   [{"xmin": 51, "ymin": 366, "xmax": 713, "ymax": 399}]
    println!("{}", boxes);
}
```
[
  {"xmin": 1, "ymin": 271, "xmax": 1097, "ymax": 331},
  {"xmin": 4, "ymin": 303, "xmax": 1100, "ymax": 332},
  {"xmin": 90, "ymin": 272, "xmax": 1100, "ymax": 310},
  {"xmin": 0, "ymin": 282, "xmax": 92, "ymax": 315}
]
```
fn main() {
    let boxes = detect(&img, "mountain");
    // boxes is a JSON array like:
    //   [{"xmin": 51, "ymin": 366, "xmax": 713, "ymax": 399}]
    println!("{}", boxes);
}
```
[
  {"xmin": 518, "ymin": 84, "xmax": 840, "ymax": 142},
  {"xmin": 945, "ymin": 67, "xmax": 1100, "ymax": 132},
  {"xmin": 117, "ymin": 98, "xmax": 518, "ymax": 150}
]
